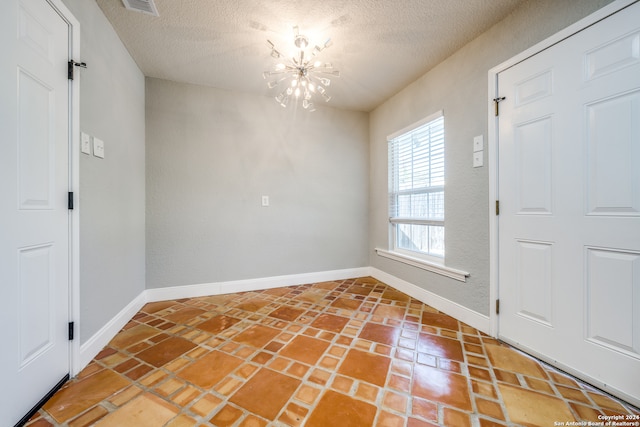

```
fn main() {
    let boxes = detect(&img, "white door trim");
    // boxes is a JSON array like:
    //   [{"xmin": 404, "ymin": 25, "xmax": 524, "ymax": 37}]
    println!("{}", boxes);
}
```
[
  {"xmin": 487, "ymin": 0, "xmax": 639, "ymax": 338},
  {"xmin": 45, "ymin": 0, "xmax": 81, "ymax": 377}
]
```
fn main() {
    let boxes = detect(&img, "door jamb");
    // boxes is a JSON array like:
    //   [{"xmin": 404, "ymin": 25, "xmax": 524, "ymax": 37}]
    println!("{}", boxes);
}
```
[
  {"xmin": 487, "ymin": 0, "xmax": 637, "ymax": 338},
  {"xmin": 46, "ymin": 0, "xmax": 81, "ymax": 377}
]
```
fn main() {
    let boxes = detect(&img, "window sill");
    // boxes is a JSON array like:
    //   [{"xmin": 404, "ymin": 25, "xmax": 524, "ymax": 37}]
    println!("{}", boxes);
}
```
[{"xmin": 375, "ymin": 248, "xmax": 470, "ymax": 282}]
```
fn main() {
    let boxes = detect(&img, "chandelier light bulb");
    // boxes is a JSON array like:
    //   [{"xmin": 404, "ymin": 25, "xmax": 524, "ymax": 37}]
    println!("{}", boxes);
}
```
[
  {"xmin": 295, "ymin": 35, "xmax": 309, "ymax": 49},
  {"xmin": 263, "ymin": 26, "xmax": 339, "ymax": 111}
]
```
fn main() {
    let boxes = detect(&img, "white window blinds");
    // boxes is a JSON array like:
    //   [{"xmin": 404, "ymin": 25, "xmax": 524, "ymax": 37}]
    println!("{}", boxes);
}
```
[{"xmin": 388, "ymin": 112, "xmax": 444, "ymax": 258}]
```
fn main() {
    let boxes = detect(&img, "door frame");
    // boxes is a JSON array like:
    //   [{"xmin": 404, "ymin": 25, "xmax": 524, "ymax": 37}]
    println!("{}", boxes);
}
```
[
  {"xmin": 487, "ymin": 0, "xmax": 639, "ymax": 400},
  {"xmin": 44, "ymin": 0, "xmax": 81, "ymax": 377}
]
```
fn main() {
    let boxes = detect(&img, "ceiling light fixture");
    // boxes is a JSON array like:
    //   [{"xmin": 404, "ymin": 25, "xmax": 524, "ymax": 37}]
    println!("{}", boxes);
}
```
[{"xmin": 263, "ymin": 26, "xmax": 340, "ymax": 112}]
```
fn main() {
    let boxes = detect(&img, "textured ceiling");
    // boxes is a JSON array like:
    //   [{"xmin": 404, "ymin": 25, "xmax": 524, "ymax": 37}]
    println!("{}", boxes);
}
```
[{"xmin": 96, "ymin": 0, "xmax": 527, "ymax": 112}]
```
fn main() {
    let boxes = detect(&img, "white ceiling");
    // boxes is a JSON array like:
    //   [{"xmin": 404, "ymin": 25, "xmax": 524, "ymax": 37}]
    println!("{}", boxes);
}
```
[{"xmin": 96, "ymin": 0, "xmax": 527, "ymax": 112}]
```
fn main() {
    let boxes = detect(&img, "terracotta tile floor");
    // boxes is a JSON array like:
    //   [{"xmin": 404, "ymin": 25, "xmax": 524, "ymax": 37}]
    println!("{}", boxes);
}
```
[{"xmin": 26, "ymin": 277, "xmax": 639, "ymax": 426}]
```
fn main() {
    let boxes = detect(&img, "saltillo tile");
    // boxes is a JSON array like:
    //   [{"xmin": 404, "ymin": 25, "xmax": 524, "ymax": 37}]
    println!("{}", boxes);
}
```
[
  {"xmin": 229, "ymin": 368, "xmax": 301, "ymax": 420},
  {"xmin": 306, "ymin": 390, "xmax": 377, "ymax": 427},
  {"xmin": 93, "ymin": 393, "xmax": 178, "ymax": 426},
  {"xmin": 337, "ymin": 348, "xmax": 391, "ymax": 387},
  {"xmin": 43, "ymin": 369, "xmax": 130, "ymax": 423},
  {"xmin": 499, "ymin": 383, "xmax": 576, "ymax": 426},
  {"xmin": 136, "ymin": 336, "xmax": 196, "ymax": 367},
  {"xmin": 177, "ymin": 350, "xmax": 243, "ymax": 389},
  {"xmin": 411, "ymin": 364, "xmax": 472, "ymax": 411},
  {"xmin": 485, "ymin": 344, "xmax": 547, "ymax": 379},
  {"xmin": 279, "ymin": 335, "xmax": 330, "ymax": 365}
]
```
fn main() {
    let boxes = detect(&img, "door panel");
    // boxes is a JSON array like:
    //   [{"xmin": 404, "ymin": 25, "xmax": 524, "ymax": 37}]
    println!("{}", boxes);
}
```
[
  {"xmin": 515, "ymin": 240, "xmax": 554, "ymax": 327},
  {"xmin": 585, "ymin": 247, "xmax": 640, "ymax": 358},
  {"xmin": 586, "ymin": 91, "xmax": 640, "ymax": 215},
  {"xmin": 498, "ymin": 1, "xmax": 640, "ymax": 405},
  {"xmin": 515, "ymin": 117, "xmax": 553, "ymax": 214},
  {"xmin": 18, "ymin": 69, "xmax": 55, "ymax": 209},
  {"xmin": 0, "ymin": 0, "xmax": 71, "ymax": 424},
  {"xmin": 19, "ymin": 243, "xmax": 55, "ymax": 366},
  {"xmin": 584, "ymin": 30, "xmax": 640, "ymax": 81}
]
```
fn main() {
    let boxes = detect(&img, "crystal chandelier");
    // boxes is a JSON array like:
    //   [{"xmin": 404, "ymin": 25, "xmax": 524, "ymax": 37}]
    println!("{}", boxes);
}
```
[{"xmin": 263, "ymin": 26, "xmax": 340, "ymax": 112}]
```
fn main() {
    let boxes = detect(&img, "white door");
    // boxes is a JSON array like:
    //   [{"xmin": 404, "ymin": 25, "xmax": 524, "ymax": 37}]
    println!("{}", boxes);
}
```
[
  {"xmin": 0, "ymin": 0, "xmax": 71, "ymax": 424},
  {"xmin": 498, "ymin": 2, "xmax": 640, "ymax": 405}
]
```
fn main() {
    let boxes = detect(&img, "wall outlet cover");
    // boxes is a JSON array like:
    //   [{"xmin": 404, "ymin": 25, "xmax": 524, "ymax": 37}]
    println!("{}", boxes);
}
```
[
  {"xmin": 473, "ymin": 135, "xmax": 484, "ymax": 152},
  {"xmin": 473, "ymin": 151, "xmax": 483, "ymax": 168},
  {"xmin": 93, "ymin": 137, "xmax": 105, "ymax": 159},
  {"xmin": 81, "ymin": 132, "xmax": 91, "ymax": 155}
]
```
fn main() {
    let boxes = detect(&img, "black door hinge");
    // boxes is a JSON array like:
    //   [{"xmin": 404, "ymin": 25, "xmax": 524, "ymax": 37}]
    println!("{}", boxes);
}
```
[
  {"xmin": 495, "ymin": 200, "xmax": 500, "ymax": 216},
  {"xmin": 493, "ymin": 96, "xmax": 506, "ymax": 116},
  {"xmin": 68, "ymin": 60, "xmax": 87, "ymax": 80},
  {"xmin": 68, "ymin": 322, "xmax": 74, "ymax": 341},
  {"xmin": 495, "ymin": 299, "xmax": 500, "ymax": 315},
  {"xmin": 68, "ymin": 192, "xmax": 74, "ymax": 210}
]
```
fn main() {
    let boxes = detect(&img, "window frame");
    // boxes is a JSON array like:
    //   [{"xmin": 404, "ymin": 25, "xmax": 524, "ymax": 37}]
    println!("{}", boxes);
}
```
[{"xmin": 387, "ymin": 110, "xmax": 445, "ymax": 264}]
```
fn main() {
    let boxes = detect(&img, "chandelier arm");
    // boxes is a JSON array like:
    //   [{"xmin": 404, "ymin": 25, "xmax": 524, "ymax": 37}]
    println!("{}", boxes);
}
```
[
  {"xmin": 316, "ymin": 70, "xmax": 341, "ymax": 77},
  {"xmin": 309, "ymin": 75, "xmax": 329, "ymax": 85}
]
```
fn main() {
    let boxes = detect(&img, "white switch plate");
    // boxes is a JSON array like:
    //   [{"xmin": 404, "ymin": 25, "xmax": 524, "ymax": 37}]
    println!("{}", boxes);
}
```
[
  {"xmin": 81, "ymin": 132, "xmax": 91, "ymax": 154},
  {"xmin": 473, "ymin": 151, "xmax": 483, "ymax": 168},
  {"xmin": 473, "ymin": 135, "xmax": 484, "ymax": 152},
  {"xmin": 261, "ymin": 195, "xmax": 269, "ymax": 207},
  {"xmin": 93, "ymin": 137, "xmax": 105, "ymax": 159}
]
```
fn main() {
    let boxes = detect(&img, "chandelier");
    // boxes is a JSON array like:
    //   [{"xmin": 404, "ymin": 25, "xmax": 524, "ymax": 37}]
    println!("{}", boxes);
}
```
[{"xmin": 263, "ymin": 26, "xmax": 340, "ymax": 112}]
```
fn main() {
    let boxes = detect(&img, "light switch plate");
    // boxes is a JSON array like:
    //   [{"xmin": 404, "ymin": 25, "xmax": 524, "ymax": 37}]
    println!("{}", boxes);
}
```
[
  {"xmin": 93, "ymin": 137, "xmax": 104, "ymax": 159},
  {"xmin": 473, "ymin": 135, "xmax": 484, "ymax": 152},
  {"xmin": 81, "ymin": 132, "xmax": 91, "ymax": 155},
  {"xmin": 473, "ymin": 151, "xmax": 483, "ymax": 168},
  {"xmin": 261, "ymin": 195, "xmax": 269, "ymax": 207}
]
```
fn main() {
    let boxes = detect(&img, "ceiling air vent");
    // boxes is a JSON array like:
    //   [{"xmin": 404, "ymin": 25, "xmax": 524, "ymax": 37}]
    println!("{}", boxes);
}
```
[{"xmin": 121, "ymin": 0, "xmax": 159, "ymax": 16}]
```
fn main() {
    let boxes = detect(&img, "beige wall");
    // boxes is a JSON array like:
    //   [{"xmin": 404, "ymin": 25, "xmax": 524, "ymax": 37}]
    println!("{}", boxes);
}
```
[
  {"xmin": 145, "ymin": 78, "xmax": 369, "ymax": 288},
  {"xmin": 61, "ymin": 0, "xmax": 146, "ymax": 343},
  {"xmin": 369, "ymin": 0, "xmax": 614, "ymax": 316}
]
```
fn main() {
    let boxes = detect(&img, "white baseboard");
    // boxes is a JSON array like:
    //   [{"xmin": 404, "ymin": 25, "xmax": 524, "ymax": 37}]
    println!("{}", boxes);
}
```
[
  {"xmin": 77, "ymin": 291, "xmax": 147, "ymax": 374},
  {"xmin": 75, "ymin": 266, "xmax": 490, "ymax": 375},
  {"xmin": 145, "ymin": 267, "xmax": 371, "ymax": 303},
  {"xmin": 369, "ymin": 267, "xmax": 492, "ymax": 335},
  {"xmin": 75, "ymin": 268, "xmax": 367, "ymax": 375}
]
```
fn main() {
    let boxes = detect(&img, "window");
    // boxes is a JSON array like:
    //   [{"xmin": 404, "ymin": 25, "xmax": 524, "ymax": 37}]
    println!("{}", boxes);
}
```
[{"xmin": 388, "ymin": 111, "xmax": 444, "ymax": 261}]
